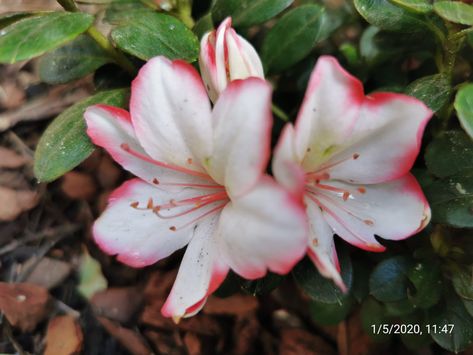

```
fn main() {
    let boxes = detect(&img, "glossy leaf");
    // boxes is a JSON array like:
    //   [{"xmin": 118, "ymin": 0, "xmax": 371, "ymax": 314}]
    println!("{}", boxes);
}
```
[
  {"xmin": 261, "ymin": 5, "xmax": 324, "ymax": 73},
  {"xmin": 111, "ymin": 12, "xmax": 199, "ymax": 62},
  {"xmin": 452, "ymin": 267, "xmax": 473, "ymax": 301},
  {"xmin": 384, "ymin": 299, "xmax": 416, "ymax": 317},
  {"xmin": 369, "ymin": 256, "xmax": 414, "ymax": 302},
  {"xmin": 0, "ymin": 12, "xmax": 94, "ymax": 64},
  {"xmin": 309, "ymin": 296, "xmax": 353, "ymax": 325},
  {"xmin": 211, "ymin": 0, "xmax": 293, "ymax": 27},
  {"xmin": 293, "ymin": 249, "xmax": 353, "ymax": 304},
  {"xmin": 425, "ymin": 131, "xmax": 473, "ymax": 178},
  {"xmin": 34, "ymin": 89, "xmax": 129, "ymax": 182},
  {"xmin": 0, "ymin": 12, "xmax": 37, "ymax": 29},
  {"xmin": 240, "ymin": 272, "xmax": 283, "ymax": 296},
  {"xmin": 39, "ymin": 35, "xmax": 111, "ymax": 85},
  {"xmin": 407, "ymin": 261, "xmax": 442, "ymax": 308},
  {"xmin": 455, "ymin": 84, "xmax": 473, "ymax": 139},
  {"xmin": 354, "ymin": 0, "xmax": 430, "ymax": 32},
  {"xmin": 406, "ymin": 74, "xmax": 451, "ymax": 112},
  {"xmin": 433, "ymin": 1, "xmax": 473, "ymax": 26},
  {"xmin": 389, "ymin": 0, "xmax": 432, "ymax": 13},
  {"xmin": 427, "ymin": 292, "xmax": 473, "ymax": 352},
  {"xmin": 361, "ymin": 298, "xmax": 392, "ymax": 341}
]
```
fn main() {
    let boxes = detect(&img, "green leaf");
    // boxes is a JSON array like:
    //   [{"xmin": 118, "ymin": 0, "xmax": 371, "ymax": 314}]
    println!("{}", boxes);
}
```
[
  {"xmin": 369, "ymin": 256, "xmax": 414, "ymax": 302},
  {"xmin": 309, "ymin": 296, "xmax": 354, "ymax": 325},
  {"xmin": 424, "ymin": 173, "xmax": 473, "ymax": 227},
  {"xmin": 193, "ymin": 13, "xmax": 214, "ymax": 39},
  {"xmin": 407, "ymin": 261, "xmax": 442, "ymax": 308},
  {"xmin": 455, "ymin": 84, "xmax": 473, "ymax": 139},
  {"xmin": 240, "ymin": 272, "xmax": 283, "ymax": 296},
  {"xmin": 389, "ymin": 0, "xmax": 432, "ymax": 14},
  {"xmin": 427, "ymin": 292, "xmax": 473, "ymax": 352},
  {"xmin": 400, "ymin": 312, "xmax": 433, "ymax": 349},
  {"xmin": 0, "ymin": 12, "xmax": 94, "ymax": 64},
  {"xmin": 34, "ymin": 89, "xmax": 129, "ymax": 182},
  {"xmin": 77, "ymin": 248, "xmax": 107, "ymax": 299},
  {"xmin": 452, "ymin": 266, "xmax": 473, "ymax": 301},
  {"xmin": 361, "ymin": 298, "xmax": 392, "ymax": 342},
  {"xmin": 425, "ymin": 131, "xmax": 473, "ymax": 178},
  {"xmin": 39, "ymin": 35, "xmax": 111, "ymax": 85},
  {"xmin": 0, "ymin": 12, "xmax": 37, "ymax": 29},
  {"xmin": 211, "ymin": 0, "xmax": 293, "ymax": 27},
  {"xmin": 104, "ymin": 0, "xmax": 151, "ymax": 26},
  {"xmin": 354, "ymin": 0, "xmax": 430, "ymax": 33},
  {"xmin": 405, "ymin": 74, "xmax": 451, "ymax": 112},
  {"xmin": 293, "ymin": 249, "xmax": 353, "ymax": 304},
  {"xmin": 433, "ymin": 1, "xmax": 473, "ymax": 26},
  {"xmin": 463, "ymin": 299, "xmax": 473, "ymax": 317},
  {"xmin": 261, "ymin": 5, "xmax": 325, "ymax": 73},
  {"xmin": 384, "ymin": 299, "xmax": 416, "ymax": 316},
  {"xmin": 111, "ymin": 12, "xmax": 199, "ymax": 62},
  {"xmin": 352, "ymin": 260, "xmax": 371, "ymax": 303}
]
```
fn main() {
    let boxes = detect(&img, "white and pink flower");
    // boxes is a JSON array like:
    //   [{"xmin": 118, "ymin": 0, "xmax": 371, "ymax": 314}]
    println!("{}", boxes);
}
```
[
  {"xmin": 273, "ymin": 56, "xmax": 432, "ymax": 290},
  {"xmin": 84, "ymin": 56, "xmax": 307, "ymax": 321},
  {"xmin": 199, "ymin": 17, "xmax": 264, "ymax": 102}
]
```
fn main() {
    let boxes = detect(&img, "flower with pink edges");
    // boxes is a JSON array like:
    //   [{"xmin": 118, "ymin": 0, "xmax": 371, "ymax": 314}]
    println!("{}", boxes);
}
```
[
  {"xmin": 199, "ymin": 17, "xmax": 264, "ymax": 102},
  {"xmin": 273, "ymin": 56, "xmax": 432, "ymax": 290},
  {"xmin": 84, "ymin": 56, "xmax": 307, "ymax": 321}
]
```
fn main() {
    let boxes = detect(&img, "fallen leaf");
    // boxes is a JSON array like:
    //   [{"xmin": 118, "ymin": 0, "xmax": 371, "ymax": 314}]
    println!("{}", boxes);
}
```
[
  {"xmin": 184, "ymin": 332, "xmax": 202, "ymax": 355},
  {"xmin": 44, "ymin": 315, "xmax": 83, "ymax": 355},
  {"xmin": 25, "ymin": 257, "xmax": 72, "ymax": 290},
  {"xmin": 0, "ymin": 282, "xmax": 51, "ymax": 332},
  {"xmin": 279, "ymin": 328, "xmax": 336, "ymax": 355},
  {"xmin": 0, "ymin": 147, "xmax": 27, "ymax": 168},
  {"xmin": 98, "ymin": 316, "xmax": 152, "ymax": 355},
  {"xmin": 91, "ymin": 287, "xmax": 143, "ymax": 323},
  {"xmin": 204, "ymin": 294, "xmax": 259, "ymax": 316},
  {"xmin": 0, "ymin": 187, "xmax": 38, "ymax": 221},
  {"xmin": 61, "ymin": 171, "xmax": 97, "ymax": 200}
]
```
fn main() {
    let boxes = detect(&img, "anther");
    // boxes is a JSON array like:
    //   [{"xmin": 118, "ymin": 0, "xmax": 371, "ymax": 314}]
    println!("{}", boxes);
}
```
[
  {"xmin": 187, "ymin": 158, "xmax": 193, "ymax": 164},
  {"xmin": 147, "ymin": 198, "xmax": 154, "ymax": 209},
  {"xmin": 152, "ymin": 178, "xmax": 159, "ymax": 185},
  {"xmin": 342, "ymin": 192, "xmax": 350, "ymax": 201},
  {"xmin": 353, "ymin": 153, "xmax": 360, "ymax": 160},
  {"xmin": 120, "ymin": 143, "xmax": 130, "ymax": 151},
  {"xmin": 364, "ymin": 219, "xmax": 374, "ymax": 226},
  {"xmin": 169, "ymin": 226, "xmax": 176, "ymax": 231},
  {"xmin": 357, "ymin": 187, "xmax": 366, "ymax": 194},
  {"xmin": 130, "ymin": 201, "xmax": 139, "ymax": 208}
]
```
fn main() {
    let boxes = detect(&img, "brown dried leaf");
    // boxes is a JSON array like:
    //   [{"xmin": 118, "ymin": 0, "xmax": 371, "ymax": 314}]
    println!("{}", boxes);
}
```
[
  {"xmin": 279, "ymin": 328, "xmax": 336, "ymax": 355},
  {"xmin": 44, "ymin": 315, "xmax": 83, "ymax": 355},
  {"xmin": 0, "ymin": 147, "xmax": 27, "ymax": 168},
  {"xmin": 0, "ymin": 187, "xmax": 38, "ymax": 221},
  {"xmin": 0, "ymin": 282, "xmax": 51, "ymax": 332},
  {"xmin": 91, "ymin": 286, "xmax": 144, "ymax": 323},
  {"xmin": 204, "ymin": 294, "xmax": 259, "ymax": 316},
  {"xmin": 98, "ymin": 316, "xmax": 152, "ymax": 355},
  {"xmin": 61, "ymin": 171, "xmax": 97, "ymax": 200}
]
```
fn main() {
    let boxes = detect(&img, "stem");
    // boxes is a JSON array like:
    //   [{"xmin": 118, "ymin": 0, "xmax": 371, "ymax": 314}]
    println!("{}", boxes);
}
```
[
  {"xmin": 451, "ymin": 27, "xmax": 473, "ymax": 41},
  {"xmin": 176, "ymin": 0, "xmax": 194, "ymax": 28},
  {"xmin": 57, "ymin": 0, "xmax": 136, "ymax": 76},
  {"xmin": 272, "ymin": 104, "xmax": 290, "ymax": 122}
]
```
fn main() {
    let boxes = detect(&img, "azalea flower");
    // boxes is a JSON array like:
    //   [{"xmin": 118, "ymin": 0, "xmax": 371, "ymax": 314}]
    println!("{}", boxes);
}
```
[
  {"xmin": 199, "ymin": 17, "xmax": 264, "ymax": 102},
  {"xmin": 84, "ymin": 56, "xmax": 307, "ymax": 321},
  {"xmin": 273, "ymin": 56, "xmax": 432, "ymax": 290}
]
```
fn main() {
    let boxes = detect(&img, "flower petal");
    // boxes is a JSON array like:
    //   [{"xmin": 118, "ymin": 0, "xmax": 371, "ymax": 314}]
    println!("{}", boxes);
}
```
[
  {"xmin": 305, "ymin": 198, "xmax": 346, "ymax": 291},
  {"xmin": 130, "ymin": 56, "xmax": 213, "ymax": 170},
  {"xmin": 161, "ymin": 214, "xmax": 229, "ymax": 320},
  {"xmin": 324, "ymin": 92, "xmax": 432, "ymax": 183},
  {"xmin": 294, "ymin": 55, "xmax": 364, "ymax": 170},
  {"xmin": 85, "ymin": 105, "xmax": 208, "ymax": 186},
  {"xmin": 93, "ymin": 179, "xmax": 225, "ymax": 267},
  {"xmin": 309, "ymin": 174, "xmax": 430, "ymax": 252},
  {"xmin": 293, "ymin": 56, "xmax": 432, "ymax": 183},
  {"xmin": 208, "ymin": 78, "xmax": 272, "ymax": 196},
  {"xmin": 217, "ymin": 177, "xmax": 307, "ymax": 279},
  {"xmin": 199, "ymin": 31, "xmax": 219, "ymax": 103}
]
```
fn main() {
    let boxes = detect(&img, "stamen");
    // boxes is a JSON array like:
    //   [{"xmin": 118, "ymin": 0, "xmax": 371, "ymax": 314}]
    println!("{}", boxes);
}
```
[
  {"xmin": 158, "ymin": 182, "xmax": 225, "ymax": 189},
  {"xmin": 173, "ymin": 203, "xmax": 226, "ymax": 231},
  {"xmin": 311, "ymin": 152, "xmax": 361, "ymax": 175},
  {"xmin": 169, "ymin": 226, "xmax": 176, "ymax": 231},
  {"xmin": 120, "ymin": 143, "xmax": 211, "ymax": 180},
  {"xmin": 153, "ymin": 178, "xmax": 160, "ymax": 185},
  {"xmin": 357, "ymin": 187, "xmax": 366, "ymax": 194}
]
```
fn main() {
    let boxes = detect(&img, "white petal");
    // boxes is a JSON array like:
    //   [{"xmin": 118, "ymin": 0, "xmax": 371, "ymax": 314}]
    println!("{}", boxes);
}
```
[
  {"xmin": 85, "ymin": 105, "xmax": 210, "ymax": 187},
  {"xmin": 218, "ymin": 177, "xmax": 307, "ymax": 279},
  {"xmin": 93, "ymin": 179, "xmax": 226, "ymax": 267},
  {"xmin": 305, "ymin": 198, "xmax": 346, "ymax": 291},
  {"xmin": 161, "ymin": 214, "xmax": 229, "ymax": 319},
  {"xmin": 307, "ymin": 174, "xmax": 430, "ymax": 252},
  {"xmin": 130, "ymin": 56, "xmax": 213, "ymax": 170},
  {"xmin": 226, "ymin": 28, "xmax": 264, "ymax": 81},
  {"xmin": 208, "ymin": 78, "xmax": 272, "ymax": 196}
]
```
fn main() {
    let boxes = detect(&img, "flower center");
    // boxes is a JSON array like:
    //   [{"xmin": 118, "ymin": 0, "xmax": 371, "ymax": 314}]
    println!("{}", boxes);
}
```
[{"xmin": 120, "ymin": 143, "xmax": 230, "ymax": 230}]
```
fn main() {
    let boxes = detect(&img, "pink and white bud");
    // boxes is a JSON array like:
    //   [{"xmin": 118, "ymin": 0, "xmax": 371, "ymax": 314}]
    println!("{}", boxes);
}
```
[{"xmin": 199, "ymin": 17, "xmax": 264, "ymax": 102}]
